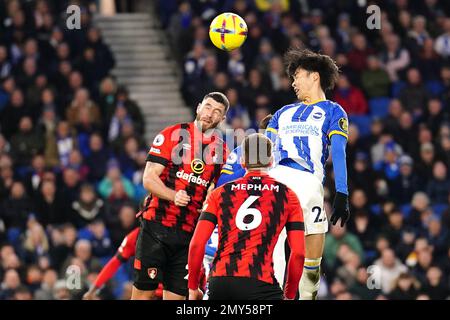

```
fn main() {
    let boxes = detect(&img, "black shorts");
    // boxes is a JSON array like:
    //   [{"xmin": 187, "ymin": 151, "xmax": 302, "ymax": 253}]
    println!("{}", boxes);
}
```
[
  {"xmin": 133, "ymin": 219, "xmax": 192, "ymax": 296},
  {"xmin": 208, "ymin": 276, "xmax": 283, "ymax": 300}
]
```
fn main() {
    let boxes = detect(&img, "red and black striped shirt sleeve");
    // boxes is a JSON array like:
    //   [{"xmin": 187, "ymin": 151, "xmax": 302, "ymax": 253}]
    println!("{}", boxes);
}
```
[{"xmin": 146, "ymin": 125, "xmax": 176, "ymax": 167}]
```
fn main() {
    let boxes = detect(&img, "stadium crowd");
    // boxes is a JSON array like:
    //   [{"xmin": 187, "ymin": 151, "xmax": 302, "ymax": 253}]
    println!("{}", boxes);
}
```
[
  {"xmin": 162, "ymin": 0, "xmax": 450, "ymax": 300},
  {"xmin": 0, "ymin": 0, "xmax": 449, "ymax": 300},
  {"xmin": 0, "ymin": 0, "xmax": 144, "ymax": 300}
]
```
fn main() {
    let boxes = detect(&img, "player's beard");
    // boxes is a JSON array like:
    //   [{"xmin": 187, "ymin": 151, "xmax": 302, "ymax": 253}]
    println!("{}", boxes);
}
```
[{"xmin": 195, "ymin": 114, "xmax": 219, "ymax": 132}]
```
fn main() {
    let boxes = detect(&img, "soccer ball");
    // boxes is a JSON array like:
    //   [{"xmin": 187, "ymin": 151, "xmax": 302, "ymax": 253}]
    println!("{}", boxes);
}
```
[{"xmin": 209, "ymin": 12, "xmax": 248, "ymax": 51}]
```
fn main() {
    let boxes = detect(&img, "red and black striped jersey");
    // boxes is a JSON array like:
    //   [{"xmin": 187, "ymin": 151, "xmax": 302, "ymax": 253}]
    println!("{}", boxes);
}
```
[
  {"xmin": 199, "ymin": 171, "xmax": 304, "ymax": 285},
  {"xmin": 143, "ymin": 122, "xmax": 228, "ymax": 233}
]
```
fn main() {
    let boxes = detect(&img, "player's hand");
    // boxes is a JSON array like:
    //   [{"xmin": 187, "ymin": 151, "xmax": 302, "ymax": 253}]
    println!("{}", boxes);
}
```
[
  {"xmin": 330, "ymin": 192, "xmax": 350, "ymax": 227},
  {"xmin": 188, "ymin": 288, "xmax": 203, "ymax": 300},
  {"xmin": 174, "ymin": 190, "xmax": 190, "ymax": 206},
  {"xmin": 83, "ymin": 288, "xmax": 99, "ymax": 300}
]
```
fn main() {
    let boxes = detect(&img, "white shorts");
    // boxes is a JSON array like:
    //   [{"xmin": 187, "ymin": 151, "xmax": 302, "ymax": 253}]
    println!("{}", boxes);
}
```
[{"xmin": 269, "ymin": 165, "xmax": 328, "ymax": 287}]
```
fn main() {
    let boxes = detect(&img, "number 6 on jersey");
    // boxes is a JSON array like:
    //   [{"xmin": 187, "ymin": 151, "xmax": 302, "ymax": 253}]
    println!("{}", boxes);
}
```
[{"xmin": 236, "ymin": 196, "xmax": 262, "ymax": 231}]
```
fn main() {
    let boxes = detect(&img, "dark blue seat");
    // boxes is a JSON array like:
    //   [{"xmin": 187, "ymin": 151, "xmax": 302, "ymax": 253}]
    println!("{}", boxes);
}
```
[
  {"xmin": 400, "ymin": 204, "xmax": 412, "ymax": 218},
  {"xmin": 391, "ymin": 81, "xmax": 406, "ymax": 98},
  {"xmin": 425, "ymin": 80, "xmax": 444, "ymax": 96},
  {"xmin": 432, "ymin": 204, "xmax": 448, "ymax": 217},
  {"xmin": 369, "ymin": 97, "xmax": 391, "ymax": 118},
  {"xmin": 349, "ymin": 115, "xmax": 372, "ymax": 137}
]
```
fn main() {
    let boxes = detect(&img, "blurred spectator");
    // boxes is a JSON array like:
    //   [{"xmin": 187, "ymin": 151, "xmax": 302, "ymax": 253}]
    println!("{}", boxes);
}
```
[
  {"xmin": 60, "ymin": 167, "xmax": 81, "ymax": 203},
  {"xmin": 67, "ymin": 150, "xmax": 89, "ymax": 181},
  {"xmin": 97, "ymin": 76, "xmax": 117, "ymax": 118},
  {"xmin": 10, "ymin": 116, "xmax": 44, "ymax": 167},
  {"xmin": 380, "ymin": 33, "xmax": 411, "ymax": 82},
  {"xmin": 388, "ymin": 272, "xmax": 420, "ymax": 300},
  {"xmin": 241, "ymin": 69, "xmax": 271, "ymax": 116},
  {"xmin": 407, "ymin": 192, "xmax": 431, "ymax": 230},
  {"xmin": 34, "ymin": 269, "xmax": 58, "ymax": 300},
  {"xmin": 324, "ymin": 225, "xmax": 365, "ymax": 270},
  {"xmin": 361, "ymin": 55, "xmax": 391, "ymax": 98},
  {"xmin": 333, "ymin": 74, "xmax": 368, "ymax": 115},
  {"xmin": 434, "ymin": 17, "xmax": 450, "ymax": 58},
  {"xmin": 0, "ymin": 77, "xmax": 15, "ymax": 112},
  {"xmin": 416, "ymin": 142, "xmax": 437, "ymax": 186},
  {"xmin": 225, "ymin": 87, "xmax": 251, "ymax": 130},
  {"xmin": 388, "ymin": 155, "xmax": 420, "ymax": 205},
  {"xmin": 0, "ymin": 181, "xmax": 33, "ymax": 230},
  {"xmin": 425, "ymin": 215, "xmax": 449, "ymax": 258},
  {"xmin": 349, "ymin": 266, "xmax": 382, "ymax": 300},
  {"xmin": 22, "ymin": 220, "xmax": 49, "ymax": 265},
  {"xmin": 14, "ymin": 285, "xmax": 32, "ymax": 300},
  {"xmin": 421, "ymin": 266, "xmax": 449, "ymax": 299},
  {"xmin": 418, "ymin": 38, "xmax": 442, "ymax": 81},
  {"xmin": 373, "ymin": 141, "xmax": 402, "ymax": 181},
  {"xmin": 106, "ymin": 86, "xmax": 144, "ymax": 136},
  {"xmin": 70, "ymin": 183, "xmax": 105, "ymax": 229},
  {"xmin": 48, "ymin": 224, "xmax": 77, "ymax": 272},
  {"xmin": 374, "ymin": 248, "xmax": 408, "ymax": 294},
  {"xmin": 425, "ymin": 99, "xmax": 445, "ymax": 137},
  {"xmin": 347, "ymin": 33, "xmax": 375, "ymax": 74},
  {"xmin": 23, "ymin": 154, "xmax": 46, "ymax": 195},
  {"xmin": 85, "ymin": 133, "xmax": 110, "ymax": 183},
  {"xmin": 66, "ymin": 88, "xmax": 101, "ymax": 130},
  {"xmin": 0, "ymin": 269, "xmax": 21, "ymax": 300},
  {"xmin": 0, "ymin": 88, "xmax": 29, "ymax": 140},
  {"xmin": 381, "ymin": 208, "xmax": 405, "ymax": 247},
  {"xmin": 98, "ymin": 160, "xmax": 135, "ymax": 200},
  {"xmin": 52, "ymin": 279, "xmax": 71, "ymax": 300},
  {"xmin": 399, "ymin": 68, "xmax": 429, "ymax": 116},
  {"xmin": 34, "ymin": 179, "xmax": 68, "ymax": 227},
  {"xmin": 108, "ymin": 203, "xmax": 138, "ymax": 248},
  {"xmin": 272, "ymin": 75, "xmax": 297, "ymax": 109},
  {"xmin": 426, "ymin": 161, "xmax": 450, "ymax": 204},
  {"xmin": 78, "ymin": 220, "xmax": 113, "ymax": 259},
  {"xmin": 55, "ymin": 121, "xmax": 77, "ymax": 168},
  {"xmin": 411, "ymin": 246, "xmax": 434, "ymax": 286},
  {"xmin": 335, "ymin": 246, "xmax": 361, "ymax": 288},
  {"xmin": 84, "ymin": 27, "xmax": 114, "ymax": 81}
]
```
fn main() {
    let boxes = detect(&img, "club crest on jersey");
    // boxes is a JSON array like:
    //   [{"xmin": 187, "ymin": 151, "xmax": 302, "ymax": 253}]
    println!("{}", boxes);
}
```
[
  {"xmin": 153, "ymin": 134, "xmax": 165, "ymax": 147},
  {"xmin": 191, "ymin": 158, "xmax": 205, "ymax": 174},
  {"xmin": 338, "ymin": 117, "xmax": 349, "ymax": 133},
  {"xmin": 148, "ymin": 268, "xmax": 157, "ymax": 279},
  {"xmin": 227, "ymin": 152, "xmax": 238, "ymax": 164},
  {"xmin": 311, "ymin": 110, "xmax": 325, "ymax": 121}
]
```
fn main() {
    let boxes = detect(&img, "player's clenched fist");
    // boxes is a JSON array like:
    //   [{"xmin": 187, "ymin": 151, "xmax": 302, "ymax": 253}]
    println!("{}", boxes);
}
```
[{"xmin": 174, "ymin": 190, "xmax": 190, "ymax": 206}]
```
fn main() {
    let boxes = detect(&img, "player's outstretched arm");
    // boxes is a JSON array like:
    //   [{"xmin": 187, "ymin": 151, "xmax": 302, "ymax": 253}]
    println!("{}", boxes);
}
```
[
  {"xmin": 143, "ymin": 161, "xmax": 190, "ymax": 206},
  {"xmin": 83, "ymin": 255, "xmax": 122, "ymax": 300},
  {"xmin": 329, "ymin": 134, "xmax": 350, "ymax": 227},
  {"xmin": 188, "ymin": 219, "xmax": 215, "ymax": 300},
  {"xmin": 284, "ymin": 229, "xmax": 305, "ymax": 300}
]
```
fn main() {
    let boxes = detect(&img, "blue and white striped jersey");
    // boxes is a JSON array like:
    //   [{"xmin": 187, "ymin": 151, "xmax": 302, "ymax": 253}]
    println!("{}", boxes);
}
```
[{"xmin": 266, "ymin": 100, "xmax": 349, "ymax": 183}]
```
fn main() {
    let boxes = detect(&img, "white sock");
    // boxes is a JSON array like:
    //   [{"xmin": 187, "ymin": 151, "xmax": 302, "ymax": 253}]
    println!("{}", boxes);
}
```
[{"xmin": 299, "ymin": 258, "xmax": 322, "ymax": 300}]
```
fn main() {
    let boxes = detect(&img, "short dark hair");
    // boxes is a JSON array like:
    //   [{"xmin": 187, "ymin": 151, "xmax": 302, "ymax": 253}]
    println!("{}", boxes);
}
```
[
  {"xmin": 203, "ymin": 92, "xmax": 230, "ymax": 114},
  {"xmin": 259, "ymin": 114, "xmax": 273, "ymax": 129},
  {"xmin": 284, "ymin": 48, "xmax": 339, "ymax": 91},
  {"xmin": 241, "ymin": 133, "xmax": 272, "ymax": 169}
]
